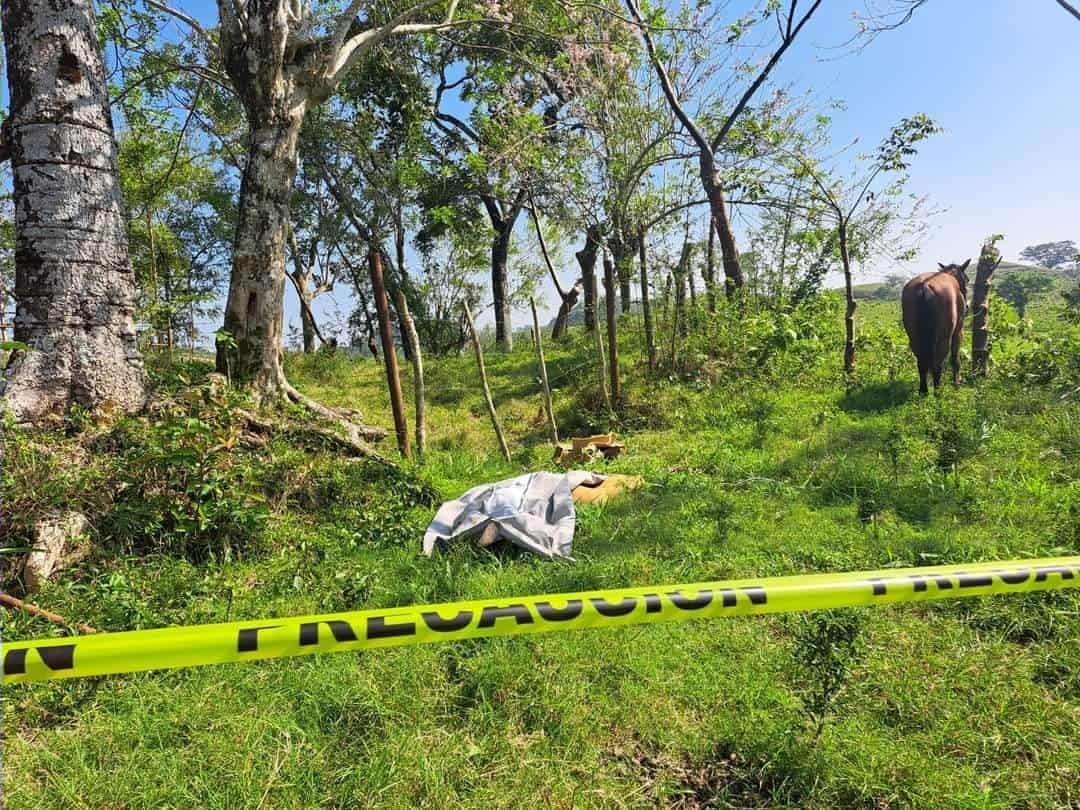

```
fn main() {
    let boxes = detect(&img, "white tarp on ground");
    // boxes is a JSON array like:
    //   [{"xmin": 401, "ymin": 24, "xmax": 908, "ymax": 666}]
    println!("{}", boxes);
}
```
[{"xmin": 422, "ymin": 471, "xmax": 603, "ymax": 560}]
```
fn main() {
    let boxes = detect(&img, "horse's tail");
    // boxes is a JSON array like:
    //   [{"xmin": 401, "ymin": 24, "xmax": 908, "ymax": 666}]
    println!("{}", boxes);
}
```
[{"xmin": 917, "ymin": 285, "xmax": 938, "ymax": 364}]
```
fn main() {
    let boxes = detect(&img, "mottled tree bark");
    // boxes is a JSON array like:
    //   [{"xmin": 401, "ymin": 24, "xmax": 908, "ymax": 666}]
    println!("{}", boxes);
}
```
[
  {"xmin": 216, "ymin": 111, "xmax": 302, "ymax": 392},
  {"xmin": 971, "ymin": 239, "xmax": 1002, "ymax": 377},
  {"xmin": 395, "ymin": 288, "xmax": 426, "ymax": 456},
  {"xmin": 1, "ymin": 0, "xmax": 146, "ymax": 422},
  {"xmin": 211, "ymin": 0, "xmax": 460, "ymax": 396}
]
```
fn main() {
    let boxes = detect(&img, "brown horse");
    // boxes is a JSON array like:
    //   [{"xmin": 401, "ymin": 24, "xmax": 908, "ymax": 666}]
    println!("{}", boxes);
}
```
[{"xmin": 901, "ymin": 260, "xmax": 970, "ymax": 394}]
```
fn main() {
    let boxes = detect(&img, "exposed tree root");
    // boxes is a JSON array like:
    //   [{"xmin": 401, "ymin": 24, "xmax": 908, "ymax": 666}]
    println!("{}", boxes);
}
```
[{"xmin": 239, "ymin": 382, "xmax": 395, "ymax": 467}]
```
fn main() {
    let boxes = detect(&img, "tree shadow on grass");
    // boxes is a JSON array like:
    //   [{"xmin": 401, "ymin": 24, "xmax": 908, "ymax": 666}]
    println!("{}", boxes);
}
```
[{"xmin": 839, "ymin": 380, "xmax": 917, "ymax": 414}]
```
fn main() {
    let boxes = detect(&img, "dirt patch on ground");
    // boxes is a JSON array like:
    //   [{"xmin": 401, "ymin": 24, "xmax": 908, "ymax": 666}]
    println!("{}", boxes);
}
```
[{"xmin": 608, "ymin": 736, "xmax": 791, "ymax": 808}]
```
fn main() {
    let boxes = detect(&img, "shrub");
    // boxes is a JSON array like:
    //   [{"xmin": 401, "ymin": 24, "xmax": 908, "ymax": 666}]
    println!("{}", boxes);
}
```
[
  {"xmin": 102, "ymin": 414, "xmax": 269, "ymax": 561},
  {"xmin": 788, "ymin": 609, "xmax": 867, "ymax": 738}
]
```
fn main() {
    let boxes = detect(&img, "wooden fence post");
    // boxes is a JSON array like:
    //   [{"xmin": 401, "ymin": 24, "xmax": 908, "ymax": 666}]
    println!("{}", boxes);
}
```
[
  {"xmin": 463, "ymin": 301, "xmax": 512, "ymax": 462},
  {"xmin": 603, "ymin": 252, "xmax": 621, "ymax": 405},
  {"xmin": 394, "ymin": 290, "xmax": 426, "ymax": 456},
  {"xmin": 369, "ymin": 248, "xmax": 411, "ymax": 459},
  {"xmin": 638, "ymin": 224, "xmax": 656, "ymax": 371},
  {"xmin": 530, "ymin": 299, "xmax": 559, "ymax": 444}
]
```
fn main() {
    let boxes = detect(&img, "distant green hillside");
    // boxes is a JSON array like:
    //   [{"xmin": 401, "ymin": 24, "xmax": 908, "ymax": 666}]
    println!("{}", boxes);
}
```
[{"xmin": 851, "ymin": 262, "xmax": 1075, "ymax": 301}]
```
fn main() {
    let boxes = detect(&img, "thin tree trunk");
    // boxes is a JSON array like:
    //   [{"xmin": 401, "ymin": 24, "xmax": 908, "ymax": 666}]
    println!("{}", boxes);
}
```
[
  {"xmin": 603, "ymin": 253, "xmax": 621, "ymax": 405},
  {"xmin": 299, "ymin": 288, "xmax": 317, "ymax": 353},
  {"xmin": 491, "ymin": 225, "xmax": 514, "ymax": 351},
  {"xmin": 675, "ymin": 239, "xmax": 692, "ymax": 338},
  {"xmin": 702, "ymin": 156, "xmax": 744, "ymax": 296},
  {"xmin": 530, "ymin": 298, "xmax": 558, "ymax": 444},
  {"xmin": 638, "ymin": 225, "xmax": 656, "ymax": 370},
  {"xmin": 1, "ymin": 0, "xmax": 146, "ymax": 422},
  {"xmin": 370, "ymin": 248, "xmax": 411, "ymax": 459},
  {"xmin": 705, "ymin": 214, "xmax": 717, "ymax": 313},
  {"xmin": 776, "ymin": 186, "xmax": 796, "ymax": 305},
  {"xmin": 551, "ymin": 283, "xmax": 581, "ymax": 340},
  {"xmin": 146, "ymin": 208, "xmax": 161, "ymax": 346},
  {"xmin": 971, "ymin": 239, "xmax": 1002, "ymax": 377},
  {"xmin": 354, "ymin": 284, "xmax": 379, "ymax": 361},
  {"xmin": 528, "ymin": 204, "xmax": 579, "ymax": 341},
  {"xmin": 395, "ymin": 288, "xmax": 426, "ymax": 456},
  {"xmin": 839, "ymin": 222, "xmax": 856, "ymax": 377},
  {"xmin": 610, "ymin": 229, "xmax": 633, "ymax": 313},
  {"xmin": 671, "ymin": 262, "xmax": 686, "ymax": 370},
  {"xmin": 463, "ymin": 300, "xmax": 511, "ymax": 462},
  {"xmin": 593, "ymin": 299, "xmax": 613, "ymax": 417},
  {"xmin": 576, "ymin": 225, "xmax": 601, "ymax": 332}
]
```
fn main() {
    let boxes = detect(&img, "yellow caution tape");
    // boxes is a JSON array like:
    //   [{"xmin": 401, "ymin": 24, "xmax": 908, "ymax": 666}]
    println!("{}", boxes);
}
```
[{"xmin": 4, "ymin": 556, "xmax": 1079, "ymax": 684}]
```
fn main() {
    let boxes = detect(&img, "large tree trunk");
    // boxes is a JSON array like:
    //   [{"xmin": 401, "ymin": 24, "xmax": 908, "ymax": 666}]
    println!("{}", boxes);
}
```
[
  {"xmin": 576, "ymin": 225, "xmax": 601, "ymax": 332},
  {"xmin": 216, "ymin": 115, "xmax": 302, "ymax": 392},
  {"xmin": 491, "ymin": 224, "xmax": 514, "ymax": 351},
  {"xmin": 701, "ymin": 156, "xmax": 744, "ymax": 296},
  {"xmin": 971, "ymin": 239, "xmax": 1002, "ymax": 377},
  {"xmin": 1, "ymin": 0, "xmax": 146, "ymax": 422}
]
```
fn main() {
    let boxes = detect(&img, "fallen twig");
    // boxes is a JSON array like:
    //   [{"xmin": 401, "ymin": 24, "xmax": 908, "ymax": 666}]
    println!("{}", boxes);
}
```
[{"xmin": 0, "ymin": 591, "xmax": 98, "ymax": 634}]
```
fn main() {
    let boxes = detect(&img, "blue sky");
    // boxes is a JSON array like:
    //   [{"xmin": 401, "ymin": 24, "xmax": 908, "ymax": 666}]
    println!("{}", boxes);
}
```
[
  {"xmin": 5, "ymin": 1, "xmax": 1079, "ymax": 338},
  {"xmin": 767, "ymin": 0, "xmax": 1080, "ymax": 270}
]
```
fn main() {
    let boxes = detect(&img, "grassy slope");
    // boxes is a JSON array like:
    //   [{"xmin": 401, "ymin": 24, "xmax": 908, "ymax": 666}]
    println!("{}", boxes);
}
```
[{"xmin": 3, "ymin": 294, "xmax": 1079, "ymax": 808}]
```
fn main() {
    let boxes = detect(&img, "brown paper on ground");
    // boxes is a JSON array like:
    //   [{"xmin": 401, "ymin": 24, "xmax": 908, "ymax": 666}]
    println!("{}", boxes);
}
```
[{"xmin": 572, "ymin": 474, "xmax": 644, "ymax": 506}]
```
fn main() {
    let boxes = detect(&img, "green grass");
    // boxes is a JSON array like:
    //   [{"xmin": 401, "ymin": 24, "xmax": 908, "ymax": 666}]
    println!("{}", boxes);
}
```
[{"xmin": 3, "ymin": 292, "xmax": 1079, "ymax": 808}]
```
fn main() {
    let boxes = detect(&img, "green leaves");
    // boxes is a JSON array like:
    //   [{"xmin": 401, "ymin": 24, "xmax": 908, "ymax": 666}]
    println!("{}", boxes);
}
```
[{"xmin": 876, "ymin": 113, "xmax": 940, "ymax": 173}]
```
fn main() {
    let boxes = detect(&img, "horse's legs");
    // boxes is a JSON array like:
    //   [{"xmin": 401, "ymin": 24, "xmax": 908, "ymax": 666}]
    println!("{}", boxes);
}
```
[
  {"xmin": 952, "ymin": 332, "xmax": 963, "ymax": 384},
  {"xmin": 931, "ymin": 364, "xmax": 943, "ymax": 392},
  {"xmin": 918, "ymin": 359, "xmax": 930, "ymax": 395}
]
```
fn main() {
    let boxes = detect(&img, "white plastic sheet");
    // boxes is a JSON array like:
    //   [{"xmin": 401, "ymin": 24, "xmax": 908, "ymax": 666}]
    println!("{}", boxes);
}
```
[{"xmin": 422, "ymin": 471, "xmax": 603, "ymax": 560}]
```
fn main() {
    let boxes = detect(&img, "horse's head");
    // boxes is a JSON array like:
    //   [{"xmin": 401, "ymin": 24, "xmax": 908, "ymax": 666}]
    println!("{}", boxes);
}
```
[{"xmin": 937, "ymin": 259, "xmax": 971, "ymax": 298}]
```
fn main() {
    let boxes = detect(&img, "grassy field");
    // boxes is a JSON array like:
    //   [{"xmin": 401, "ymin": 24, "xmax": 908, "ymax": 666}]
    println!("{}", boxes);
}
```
[{"xmin": 3, "ymin": 289, "xmax": 1079, "ymax": 808}]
